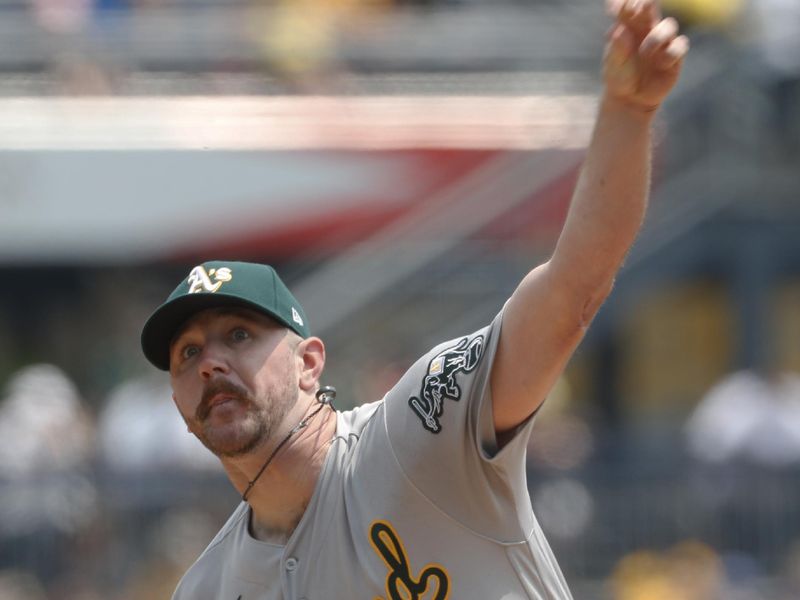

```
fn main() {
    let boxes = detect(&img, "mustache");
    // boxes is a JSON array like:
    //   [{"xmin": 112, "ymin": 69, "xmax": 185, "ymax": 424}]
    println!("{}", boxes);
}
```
[{"xmin": 196, "ymin": 379, "xmax": 252, "ymax": 421}]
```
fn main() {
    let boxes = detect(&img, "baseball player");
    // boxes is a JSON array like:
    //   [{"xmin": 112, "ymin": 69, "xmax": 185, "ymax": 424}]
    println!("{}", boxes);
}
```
[{"xmin": 140, "ymin": 1, "xmax": 688, "ymax": 597}]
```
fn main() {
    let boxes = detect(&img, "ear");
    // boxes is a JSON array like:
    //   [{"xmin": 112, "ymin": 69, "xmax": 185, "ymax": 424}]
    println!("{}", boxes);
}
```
[{"xmin": 297, "ymin": 336, "xmax": 326, "ymax": 393}]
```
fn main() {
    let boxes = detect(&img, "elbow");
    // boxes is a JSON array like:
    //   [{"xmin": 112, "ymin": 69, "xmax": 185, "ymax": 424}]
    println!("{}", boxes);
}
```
[
  {"xmin": 544, "ymin": 257, "xmax": 617, "ymax": 328},
  {"xmin": 520, "ymin": 261, "xmax": 615, "ymax": 334},
  {"xmin": 579, "ymin": 278, "xmax": 614, "ymax": 328}
]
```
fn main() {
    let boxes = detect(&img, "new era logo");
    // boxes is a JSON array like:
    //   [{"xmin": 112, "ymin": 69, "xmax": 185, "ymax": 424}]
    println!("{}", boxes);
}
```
[{"xmin": 291, "ymin": 307, "xmax": 304, "ymax": 327}]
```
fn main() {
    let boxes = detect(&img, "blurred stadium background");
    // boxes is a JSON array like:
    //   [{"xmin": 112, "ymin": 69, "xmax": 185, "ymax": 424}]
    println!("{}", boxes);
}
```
[{"xmin": 0, "ymin": 0, "xmax": 799, "ymax": 598}]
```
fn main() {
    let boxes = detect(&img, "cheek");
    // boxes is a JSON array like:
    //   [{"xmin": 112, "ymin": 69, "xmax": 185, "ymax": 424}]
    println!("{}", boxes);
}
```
[
  {"xmin": 263, "ymin": 351, "xmax": 298, "ymax": 385},
  {"xmin": 249, "ymin": 360, "xmax": 292, "ymax": 401},
  {"xmin": 172, "ymin": 396, "xmax": 191, "ymax": 422},
  {"xmin": 171, "ymin": 383, "xmax": 200, "ymax": 420},
  {"xmin": 174, "ymin": 397, "xmax": 193, "ymax": 420}
]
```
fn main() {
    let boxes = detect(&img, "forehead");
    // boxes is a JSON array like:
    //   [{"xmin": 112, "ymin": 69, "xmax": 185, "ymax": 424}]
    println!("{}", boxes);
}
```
[{"xmin": 171, "ymin": 307, "xmax": 281, "ymax": 344}]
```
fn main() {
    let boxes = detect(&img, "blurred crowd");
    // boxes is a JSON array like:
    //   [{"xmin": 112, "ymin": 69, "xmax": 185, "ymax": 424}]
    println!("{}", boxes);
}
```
[
  {"xmin": 1, "ymin": 359, "xmax": 800, "ymax": 598},
  {"xmin": 525, "ymin": 366, "xmax": 800, "ymax": 599},
  {"xmin": 0, "ymin": 363, "xmax": 227, "ymax": 600},
  {"xmin": 24, "ymin": 0, "xmax": 397, "ymax": 95},
  {"xmin": 14, "ymin": 0, "xmax": 797, "ymax": 115}
]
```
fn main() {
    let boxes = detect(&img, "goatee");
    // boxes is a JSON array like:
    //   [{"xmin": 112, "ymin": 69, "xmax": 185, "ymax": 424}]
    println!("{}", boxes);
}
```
[{"xmin": 192, "ymin": 376, "xmax": 296, "ymax": 458}]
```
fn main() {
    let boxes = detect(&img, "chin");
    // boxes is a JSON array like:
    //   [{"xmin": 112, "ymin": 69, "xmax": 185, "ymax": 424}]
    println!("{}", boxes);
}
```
[{"xmin": 202, "ymin": 419, "xmax": 267, "ymax": 458}]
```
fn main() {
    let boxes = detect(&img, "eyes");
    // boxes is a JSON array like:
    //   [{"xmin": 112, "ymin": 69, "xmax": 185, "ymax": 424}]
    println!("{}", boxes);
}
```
[
  {"xmin": 181, "ymin": 345, "xmax": 200, "ymax": 361},
  {"xmin": 231, "ymin": 327, "xmax": 249, "ymax": 343},
  {"xmin": 177, "ymin": 327, "xmax": 250, "ymax": 363}
]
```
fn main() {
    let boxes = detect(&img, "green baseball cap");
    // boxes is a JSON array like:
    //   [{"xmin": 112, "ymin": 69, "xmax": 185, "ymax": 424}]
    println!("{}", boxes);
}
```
[{"xmin": 141, "ymin": 261, "xmax": 309, "ymax": 371}]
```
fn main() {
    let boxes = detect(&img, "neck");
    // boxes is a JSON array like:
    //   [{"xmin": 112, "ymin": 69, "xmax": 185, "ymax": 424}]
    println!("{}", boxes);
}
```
[{"xmin": 221, "ymin": 399, "xmax": 337, "ymax": 543}]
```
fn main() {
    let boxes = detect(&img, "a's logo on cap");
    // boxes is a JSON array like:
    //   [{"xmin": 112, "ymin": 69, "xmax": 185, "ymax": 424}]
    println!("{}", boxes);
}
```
[
  {"xmin": 187, "ymin": 265, "xmax": 233, "ymax": 294},
  {"xmin": 291, "ymin": 306, "xmax": 304, "ymax": 327}
]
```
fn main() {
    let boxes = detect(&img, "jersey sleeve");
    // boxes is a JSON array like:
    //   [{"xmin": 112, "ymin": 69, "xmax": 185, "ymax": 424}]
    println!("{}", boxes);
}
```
[{"xmin": 381, "ymin": 308, "xmax": 537, "ymax": 543}]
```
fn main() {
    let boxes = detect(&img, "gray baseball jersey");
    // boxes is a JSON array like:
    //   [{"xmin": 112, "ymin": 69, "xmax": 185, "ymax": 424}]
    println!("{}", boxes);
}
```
[{"xmin": 172, "ymin": 311, "xmax": 573, "ymax": 600}]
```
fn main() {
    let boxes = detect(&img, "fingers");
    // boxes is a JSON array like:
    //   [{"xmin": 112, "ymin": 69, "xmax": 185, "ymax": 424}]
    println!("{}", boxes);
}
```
[
  {"xmin": 603, "ymin": 24, "xmax": 638, "ymax": 92},
  {"xmin": 605, "ymin": 0, "xmax": 625, "ymax": 16},
  {"xmin": 603, "ymin": 0, "xmax": 688, "ymax": 108},
  {"xmin": 640, "ymin": 17, "xmax": 689, "ymax": 70},
  {"xmin": 639, "ymin": 17, "xmax": 678, "ymax": 59},
  {"xmin": 605, "ymin": 24, "xmax": 636, "ymax": 70},
  {"xmin": 610, "ymin": 0, "xmax": 662, "ymax": 34},
  {"xmin": 661, "ymin": 34, "xmax": 690, "ymax": 69}
]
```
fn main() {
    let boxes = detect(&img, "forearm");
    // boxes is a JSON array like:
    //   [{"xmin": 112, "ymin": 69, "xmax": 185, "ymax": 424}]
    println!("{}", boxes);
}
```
[
  {"xmin": 490, "ymin": 1, "xmax": 686, "ymax": 432},
  {"xmin": 549, "ymin": 95, "xmax": 656, "ymax": 299}
]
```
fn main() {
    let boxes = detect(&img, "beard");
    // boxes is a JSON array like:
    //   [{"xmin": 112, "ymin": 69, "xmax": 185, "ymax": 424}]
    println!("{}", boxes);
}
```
[{"xmin": 191, "ymin": 370, "xmax": 297, "ymax": 458}]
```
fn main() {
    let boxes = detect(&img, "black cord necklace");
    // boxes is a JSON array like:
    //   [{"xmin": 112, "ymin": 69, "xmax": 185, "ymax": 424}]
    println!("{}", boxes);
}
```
[{"xmin": 241, "ymin": 386, "xmax": 336, "ymax": 502}]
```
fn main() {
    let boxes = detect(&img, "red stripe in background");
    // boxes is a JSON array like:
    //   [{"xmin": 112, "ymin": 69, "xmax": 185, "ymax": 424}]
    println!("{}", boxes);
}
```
[
  {"xmin": 170, "ymin": 149, "xmax": 499, "ymax": 262},
  {"xmin": 478, "ymin": 156, "xmax": 582, "ymax": 245}
]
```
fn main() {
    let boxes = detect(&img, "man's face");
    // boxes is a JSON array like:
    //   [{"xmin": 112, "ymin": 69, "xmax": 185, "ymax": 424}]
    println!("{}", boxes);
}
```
[{"xmin": 169, "ymin": 307, "xmax": 299, "ymax": 458}]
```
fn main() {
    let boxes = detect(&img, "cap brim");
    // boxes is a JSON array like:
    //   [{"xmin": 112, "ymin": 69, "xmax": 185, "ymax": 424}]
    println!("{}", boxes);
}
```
[{"xmin": 140, "ymin": 293, "xmax": 291, "ymax": 371}]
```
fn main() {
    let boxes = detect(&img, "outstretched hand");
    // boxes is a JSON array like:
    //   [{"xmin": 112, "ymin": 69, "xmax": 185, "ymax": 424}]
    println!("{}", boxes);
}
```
[{"xmin": 604, "ymin": 0, "xmax": 689, "ymax": 112}]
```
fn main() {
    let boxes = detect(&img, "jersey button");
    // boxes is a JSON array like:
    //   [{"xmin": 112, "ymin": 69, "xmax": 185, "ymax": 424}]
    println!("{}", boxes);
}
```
[{"xmin": 285, "ymin": 557, "xmax": 299, "ymax": 571}]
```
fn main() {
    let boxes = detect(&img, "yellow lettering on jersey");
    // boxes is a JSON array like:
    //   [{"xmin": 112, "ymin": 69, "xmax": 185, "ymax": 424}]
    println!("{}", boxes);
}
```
[{"xmin": 369, "ymin": 520, "xmax": 450, "ymax": 600}]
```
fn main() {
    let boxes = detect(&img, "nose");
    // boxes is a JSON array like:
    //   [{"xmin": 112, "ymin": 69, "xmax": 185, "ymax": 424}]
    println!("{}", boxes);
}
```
[{"xmin": 197, "ymin": 344, "xmax": 231, "ymax": 380}]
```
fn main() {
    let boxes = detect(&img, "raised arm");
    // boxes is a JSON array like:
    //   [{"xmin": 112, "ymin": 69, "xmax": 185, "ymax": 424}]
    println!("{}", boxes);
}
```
[{"xmin": 491, "ymin": 0, "xmax": 689, "ymax": 433}]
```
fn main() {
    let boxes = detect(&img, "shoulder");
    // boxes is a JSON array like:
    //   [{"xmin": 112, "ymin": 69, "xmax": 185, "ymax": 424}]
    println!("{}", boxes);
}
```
[
  {"xmin": 205, "ymin": 500, "xmax": 249, "ymax": 553},
  {"xmin": 171, "ymin": 535, "xmax": 230, "ymax": 599},
  {"xmin": 387, "ymin": 313, "xmax": 502, "ymax": 436},
  {"xmin": 336, "ymin": 399, "xmax": 383, "ymax": 440},
  {"xmin": 171, "ymin": 503, "xmax": 248, "ymax": 599}
]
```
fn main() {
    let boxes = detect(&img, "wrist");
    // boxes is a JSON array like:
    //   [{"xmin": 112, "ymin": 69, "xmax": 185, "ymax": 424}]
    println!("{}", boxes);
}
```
[{"xmin": 600, "ymin": 94, "xmax": 660, "ymax": 122}]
